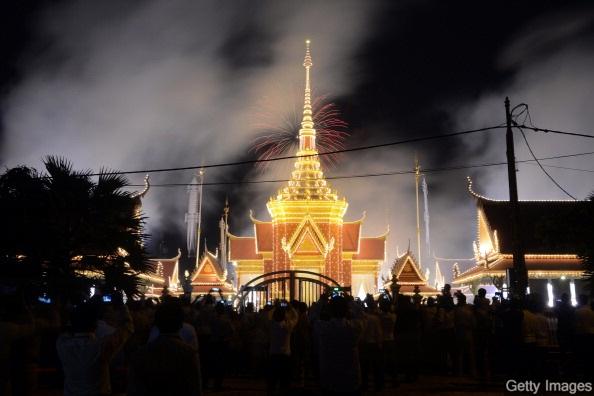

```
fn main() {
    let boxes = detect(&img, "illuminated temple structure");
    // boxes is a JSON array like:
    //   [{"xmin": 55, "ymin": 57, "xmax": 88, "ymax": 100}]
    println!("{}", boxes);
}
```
[
  {"xmin": 384, "ymin": 250, "xmax": 440, "ymax": 296},
  {"xmin": 452, "ymin": 178, "xmax": 589, "ymax": 301},
  {"xmin": 227, "ymin": 41, "xmax": 386, "ymax": 296}
]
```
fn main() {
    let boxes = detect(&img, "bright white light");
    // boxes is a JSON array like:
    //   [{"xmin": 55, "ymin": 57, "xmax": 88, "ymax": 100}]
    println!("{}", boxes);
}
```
[
  {"xmin": 90, "ymin": 286, "xmax": 95, "ymax": 297},
  {"xmin": 526, "ymin": 286, "xmax": 531, "ymax": 295},
  {"xmin": 502, "ymin": 283, "xmax": 508, "ymax": 299},
  {"xmin": 570, "ymin": 281, "xmax": 577, "ymax": 306},
  {"xmin": 547, "ymin": 282, "xmax": 554, "ymax": 308},
  {"xmin": 479, "ymin": 243, "xmax": 491, "ymax": 257},
  {"xmin": 357, "ymin": 284, "xmax": 366, "ymax": 300},
  {"xmin": 561, "ymin": 275, "xmax": 566, "ymax": 280}
]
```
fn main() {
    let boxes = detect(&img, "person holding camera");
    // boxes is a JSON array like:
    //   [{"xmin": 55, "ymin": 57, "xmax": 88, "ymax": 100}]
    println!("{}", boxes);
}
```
[{"xmin": 266, "ymin": 300, "xmax": 298, "ymax": 396}]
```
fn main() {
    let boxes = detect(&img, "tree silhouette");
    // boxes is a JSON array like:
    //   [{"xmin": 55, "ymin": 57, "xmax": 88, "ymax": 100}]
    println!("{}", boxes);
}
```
[{"xmin": 0, "ymin": 156, "xmax": 152, "ymax": 301}]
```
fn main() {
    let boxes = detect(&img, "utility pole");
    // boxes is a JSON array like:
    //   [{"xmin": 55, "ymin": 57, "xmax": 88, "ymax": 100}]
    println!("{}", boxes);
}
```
[{"xmin": 505, "ymin": 97, "xmax": 527, "ymax": 298}]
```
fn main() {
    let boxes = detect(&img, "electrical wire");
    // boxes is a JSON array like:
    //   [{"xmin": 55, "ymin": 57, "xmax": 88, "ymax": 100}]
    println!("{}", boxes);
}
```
[
  {"xmin": 516, "ymin": 125, "xmax": 594, "ymax": 139},
  {"xmin": 91, "ymin": 123, "xmax": 594, "ymax": 178},
  {"xmin": 523, "ymin": 162, "xmax": 594, "ymax": 173},
  {"xmin": 518, "ymin": 126, "xmax": 577, "ymax": 200},
  {"xmin": 123, "ymin": 149, "xmax": 594, "ymax": 188},
  {"xmin": 85, "ymin": 125, "xmax": 506, "ymax": 177},
  {"xmin": 511, "ymin": 104, "xmax": 577, "ymax": 200},
  {"xmin": 432, "ymin": 256, "xmax": 475, "ymax": 261},
  {"xmin": 31, "ymin": 120, "xmax": 594, "ymax": 180}
]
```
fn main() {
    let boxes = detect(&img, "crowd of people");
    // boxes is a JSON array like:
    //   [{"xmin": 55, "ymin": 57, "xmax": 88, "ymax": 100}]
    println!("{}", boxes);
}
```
[{"xmin": 1, "ymin": 284, "xmax": 594, "ymax": 395}]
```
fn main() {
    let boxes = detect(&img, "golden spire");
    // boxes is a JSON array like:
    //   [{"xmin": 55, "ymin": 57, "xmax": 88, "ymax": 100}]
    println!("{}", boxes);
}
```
[
  {"xmin": 266, "ymin": 40, "xmax": 348, "ymax": 221},
  {"xmin": 299, "ymin": 39, "xmax": 316, "ymax": 152},
  {"xmin": 267, "ymin": 40, "xmax": 344, "ymax": 206}
]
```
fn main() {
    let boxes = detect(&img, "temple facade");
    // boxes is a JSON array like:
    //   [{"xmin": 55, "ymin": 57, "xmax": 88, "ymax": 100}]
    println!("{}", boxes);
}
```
[
  {"xmin": 453, "ymin": 177, "xmax": 589, "ymax": 302},
  {"xmin": 227, "ymin": 42, "xmax": 386, "ymax": 296}
]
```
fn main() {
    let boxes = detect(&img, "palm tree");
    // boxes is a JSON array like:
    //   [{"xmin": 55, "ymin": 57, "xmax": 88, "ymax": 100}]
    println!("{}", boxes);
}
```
[{"xmin": 0, "ymin": 156, "xmax": 152, "ymax": 301}]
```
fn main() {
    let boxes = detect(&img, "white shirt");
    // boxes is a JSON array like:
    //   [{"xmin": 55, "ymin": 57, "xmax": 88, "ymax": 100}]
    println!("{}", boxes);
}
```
[{"xmin": 57, "ymin": 312, "xmax": 132, "ymax": 396}]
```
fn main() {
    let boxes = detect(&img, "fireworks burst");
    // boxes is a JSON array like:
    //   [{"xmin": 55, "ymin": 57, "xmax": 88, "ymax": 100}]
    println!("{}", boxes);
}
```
[{"xmin": 250, "ymin": 94, "xmax": 349, "ymax": 171}]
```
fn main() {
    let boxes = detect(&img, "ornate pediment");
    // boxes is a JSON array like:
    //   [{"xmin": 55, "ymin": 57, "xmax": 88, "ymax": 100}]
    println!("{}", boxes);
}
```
[
  {"xmin": 190, "ymin": 250, "xmax": 226, "ymax": 284},
  {"xmin": 281, "ymin": 215, "xmax": 335, "ymax": 259},
  {"xmin": 392, "ymin": 253, "xmax": 426, "ymax": 284}
]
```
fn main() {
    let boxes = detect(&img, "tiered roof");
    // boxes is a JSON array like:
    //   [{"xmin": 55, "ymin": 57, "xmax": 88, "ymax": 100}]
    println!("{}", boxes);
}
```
[
  {"xmin": 271, "ymin": 40, "xmax": 340, "ymax": 202},
  {"xmin": 228, "ymin": 220, "xmax": 385, "ymax": 261},
  {"xmin": 386, "ymin": 251, "xmax": 440, "ymax": 296},
  {"xmin": 453, "ymin": 178, "xmax": 589, "ymax": 284},
  {"xmin": 144, "ymin": 249, "xmax": 181, "ymax": 295},
  {"xmin": 190, "ymin": 248, "xmax": 235, "ymax": 295}
]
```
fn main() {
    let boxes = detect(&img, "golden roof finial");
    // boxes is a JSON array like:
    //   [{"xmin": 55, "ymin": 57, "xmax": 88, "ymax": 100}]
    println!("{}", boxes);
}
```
[
  {"xmin": 266, "ymin": 39, "xmax": 345, "ymax": 204},
  {"xmin": 299, "ymin": 39, "xmax": 316, "ymax": 151}
]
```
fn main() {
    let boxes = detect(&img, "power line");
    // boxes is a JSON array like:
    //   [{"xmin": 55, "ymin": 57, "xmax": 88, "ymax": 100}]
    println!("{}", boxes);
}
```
[
  {"xmin": 93, "ymin": 123, "xmax": 594, "ymax": 178},
  {"xmin": 517, "ymin": 124, "xmax": 594, "ymax": 139},
  {"xmin": 433, "ymin": 256, "xmax": 475, "ymax": 262},
  {"xmin": 123, "ymin": 150, "xmax": 594, "ymax": 188},
  {"xmin": 518, "ymin": 126, "xmax": 576, "ymax": 200},
  {"xmin": 511, "ymin": 104, "xmax": 577, "ymax": 200},
  {"xmin": 86, "ymin": 125, "xmax": 506, "ymax": 177},
  {"xmin": 523, "ymin": 162, "xmax": 594, "ymax": 173},
  {"xmin": 30, "ymin": 122, "xmax": 593, "ymax": 181}
]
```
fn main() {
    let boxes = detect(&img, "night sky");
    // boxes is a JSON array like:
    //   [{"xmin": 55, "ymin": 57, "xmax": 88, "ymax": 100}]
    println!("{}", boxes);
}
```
[{"xmin": 2, "ymin": 1, "xmax": 594, "ymax": 280}]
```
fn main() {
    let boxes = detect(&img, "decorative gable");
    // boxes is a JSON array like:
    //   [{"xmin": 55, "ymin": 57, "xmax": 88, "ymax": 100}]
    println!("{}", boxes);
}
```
[
  {"xmin": 190, "ymin": 252, "xmax": 225, "ymax": 284},
  {"xmin": 393, "ymin": 254, "xmax": 426, "ymax": 284},
  {"xmin": 296, "ymin": 230, "xmax": 321, "ymax": 254},
  {"xmin": 202, "ymin": 260, "xmax": 216, "ymax": 274},
  {"xmin": 281, "ymin": 215, "xmax": 335, "ymax": 258},
  {"xmin": 384, "ymin": 251, "xmax": 440, "ymax": 296}
]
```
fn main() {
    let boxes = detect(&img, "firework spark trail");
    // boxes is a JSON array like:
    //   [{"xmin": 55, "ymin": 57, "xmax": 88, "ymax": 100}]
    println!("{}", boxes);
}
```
[{"xmin": 251, "ymin": 94, "xmax": 349, "ymax": 171}]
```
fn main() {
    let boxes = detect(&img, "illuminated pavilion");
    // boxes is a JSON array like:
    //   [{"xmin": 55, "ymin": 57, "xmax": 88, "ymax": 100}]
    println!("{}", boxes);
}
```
[
  {"xmin": 384, "ymin": 250, "xmax": 440, "ymax": 297},
  {"xmin": 452, "ymin": 177, "xmax": 589, "ymax": 302},
  {"xmin": 227, "ymin": 41, "xmax": 387, "ymax": 296}
]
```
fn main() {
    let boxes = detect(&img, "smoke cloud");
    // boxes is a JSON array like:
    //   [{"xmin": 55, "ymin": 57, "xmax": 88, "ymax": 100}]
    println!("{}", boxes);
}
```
[
  {"xmin": 450, "ymin": 8, "xmax": 594, "ymax": 273},
  {"xmin": 1, "ymin": 0, "xmax": 376, "ymax": 253},
  {"xmin": 2, "ymin": 2, "xmax": 593, "ymax": 282}
]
